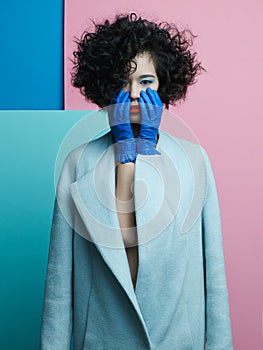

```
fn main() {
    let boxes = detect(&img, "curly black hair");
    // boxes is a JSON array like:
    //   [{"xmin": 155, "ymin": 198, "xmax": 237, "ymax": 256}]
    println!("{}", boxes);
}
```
[{"xmin": 71, "ymin": 12, "xmax": 206, "ymax": 109}]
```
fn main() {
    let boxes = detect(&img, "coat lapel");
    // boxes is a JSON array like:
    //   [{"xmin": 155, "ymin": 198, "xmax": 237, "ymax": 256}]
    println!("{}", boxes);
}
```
[
  {"xmin": 68, "ymin": 132, "xmax": 149, "ymax": 339},
  {"xmin": 69, "ymin": 129, "xmax": 181, "ymax": 343}
]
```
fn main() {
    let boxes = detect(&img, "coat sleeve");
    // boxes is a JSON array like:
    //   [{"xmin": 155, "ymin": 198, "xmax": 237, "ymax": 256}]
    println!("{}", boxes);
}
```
[
  {"xmin": 201, "ymin": 147, "xmax": 233, "ymax": 350},
  {"xmin": 40, "ymin": 181, "xmax": 74, "ymax": 349}
]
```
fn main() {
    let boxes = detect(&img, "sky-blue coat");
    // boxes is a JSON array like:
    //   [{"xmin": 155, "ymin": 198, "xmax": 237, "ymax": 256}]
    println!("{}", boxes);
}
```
[{"xmin": 40, "ymin": 129, "xmax": 233, "ymax": 350}]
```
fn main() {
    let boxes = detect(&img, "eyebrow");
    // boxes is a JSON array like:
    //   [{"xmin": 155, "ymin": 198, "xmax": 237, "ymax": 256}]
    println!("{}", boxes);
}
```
[{"xmin": 138, "ymin": 74, "xmax": 156, "ymax": 79}]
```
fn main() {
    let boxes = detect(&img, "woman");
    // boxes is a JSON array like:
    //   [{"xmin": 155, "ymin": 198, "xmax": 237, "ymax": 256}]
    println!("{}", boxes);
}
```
[{"xmin": 40, "ymin": 13, "xmax": 233, "ymax": 350}]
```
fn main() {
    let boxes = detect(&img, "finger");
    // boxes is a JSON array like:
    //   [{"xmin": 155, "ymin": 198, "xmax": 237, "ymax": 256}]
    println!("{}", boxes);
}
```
[
  {"xmin": 138, "ymin": 96, "xmax": 148, "ymax": 122},
  {"xmin": 148, "ymin": 88, "xmax": 163, "ymax": 108},
  {"xmin": 122, "ymin": 91, "xmax": 130, "ymax": 102},
  {"xmin": 119, "ymin": 89, "xmax": 128, "ymax": 102},
  {"xmin": 122, "ymin": 92, "xmax": 131, "ymax": 121},
  {"xmin": 115, "ymin": 88, "xmax": 125, "ymax": 104},
  {"xmin": 145, "ymin": 87, "xmax": 156, "ymax": 105},
  {"xmin": 146, "ymin": 88, "xmax": 160, "ymax": 106},
  {"xmin": 146, "ymin": 88, "xmax": 163, "ymax": 120},
  {"xmin": 140, "ymin": 90, "xmax": 154, "ymax": 117},
  {"xmin": 113, "ymin": 90, "xmax": 125, "ymax": 125},
  {"xmin": 140, "ymin": 89, "xmax": 152, "ymax": 105},
  {"xmin": 117, "ymin": 91, "xmax": 129, "ymax": 123},
  {"xmin": 115, "ymin": 90, "xmax": 128, "ymax": 124}
]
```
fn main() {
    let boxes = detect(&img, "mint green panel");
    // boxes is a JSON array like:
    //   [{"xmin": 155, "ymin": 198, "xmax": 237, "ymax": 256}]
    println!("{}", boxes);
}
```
[{"xmin": 0, "ymin": 110, "xmax": 109, "ymax": 350}]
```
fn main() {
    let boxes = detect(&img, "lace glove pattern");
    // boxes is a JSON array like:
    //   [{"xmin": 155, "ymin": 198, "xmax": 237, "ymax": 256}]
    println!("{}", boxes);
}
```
[
  {"xmin": 137, "ymin": 87, "xmax": 163, "ymax": 156},
  {"xmin": 108, "ymin": 88, "xmax": 136, "ymax": 163}
]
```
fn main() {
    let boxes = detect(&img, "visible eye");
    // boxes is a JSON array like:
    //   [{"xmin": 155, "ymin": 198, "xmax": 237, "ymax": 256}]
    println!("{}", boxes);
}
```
[{"xmin": 140, "ymin": 79, "xmax": 154, "ymax": 86}]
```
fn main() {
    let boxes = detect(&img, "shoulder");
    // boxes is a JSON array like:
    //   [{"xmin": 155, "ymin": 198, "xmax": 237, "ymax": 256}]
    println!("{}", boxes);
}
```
[
  {"xmin": 57, "ymin": 129, "xmax": 112, "ymax": 188},
  {"xmin": 64, "ymin": 129, "xmax": 112, "ymax": 165},
  {"xmin": 159, "ymin": 129, "xmax": 208, "ymax": 167},
  {"xmin": 162, "ymin": 130, "xmax": 218, "ymax": 202}
]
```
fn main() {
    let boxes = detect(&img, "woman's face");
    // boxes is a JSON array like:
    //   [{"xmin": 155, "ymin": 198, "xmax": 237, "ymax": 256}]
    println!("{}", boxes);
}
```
[{"xmin": 122, "ymin": 52, "xmax": 159, "ymax": 123}]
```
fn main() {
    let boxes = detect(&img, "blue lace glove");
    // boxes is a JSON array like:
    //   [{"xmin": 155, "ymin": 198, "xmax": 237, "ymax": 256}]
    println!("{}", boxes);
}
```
[
  {"xmin": 108, "ymin": 88, "xmax": 136, "ymax": 164},
  {"xmin": 137, "ymin": 87, "xmax": 163, "ymax": 155}
]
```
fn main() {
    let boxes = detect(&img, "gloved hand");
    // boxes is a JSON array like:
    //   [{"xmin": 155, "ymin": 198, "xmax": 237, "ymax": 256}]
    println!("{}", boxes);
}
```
[
  {"xmin": 108, "ymin": 88, "xmax": 136, "ymax": 164},
  {"xmin": 137, "ymin": 87, "xmax": 163, "ymax": 155}
]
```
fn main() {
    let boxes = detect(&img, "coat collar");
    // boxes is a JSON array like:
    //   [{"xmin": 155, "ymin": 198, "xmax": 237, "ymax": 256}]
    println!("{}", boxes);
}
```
[{"xmin": 68, "ymin": 129, "xmax": 190, "ymax": 344}]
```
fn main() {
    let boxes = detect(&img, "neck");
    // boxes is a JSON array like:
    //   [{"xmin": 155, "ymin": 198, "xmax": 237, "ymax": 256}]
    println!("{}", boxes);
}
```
[
  {"xmin": 131, "ymin": 123, "xmax": 141, "ymax": 139},
  {"xmin": 131, "ymin": 123, "xmax": 159, "ymax": 143}
]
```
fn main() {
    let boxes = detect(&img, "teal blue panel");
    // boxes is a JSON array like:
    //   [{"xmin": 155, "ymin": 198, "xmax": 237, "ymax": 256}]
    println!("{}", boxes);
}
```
[{"xmin": 0, "ymin": 111, "xmax": 109, "ymax": 350}]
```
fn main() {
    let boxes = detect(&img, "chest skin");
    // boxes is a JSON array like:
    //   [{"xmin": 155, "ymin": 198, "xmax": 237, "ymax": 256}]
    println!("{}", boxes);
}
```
[
  {"xmin": 115, "ymin": 127, "xmax": 160, "ymax": 290},
  {"xmin": 115, "ymin": 162, "xmax": 139, "ymax": 290}
]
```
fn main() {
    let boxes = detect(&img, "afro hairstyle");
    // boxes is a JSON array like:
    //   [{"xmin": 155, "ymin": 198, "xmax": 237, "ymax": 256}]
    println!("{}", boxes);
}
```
[{"xmin": 71, "ymin": 12, "xmax": 206, "ymax": 109}]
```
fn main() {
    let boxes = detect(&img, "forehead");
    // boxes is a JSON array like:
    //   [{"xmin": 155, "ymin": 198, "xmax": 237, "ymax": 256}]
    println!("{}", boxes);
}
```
[{"xmin": 129, "ymin": 52, "xmax": 156, "ymax": 76}]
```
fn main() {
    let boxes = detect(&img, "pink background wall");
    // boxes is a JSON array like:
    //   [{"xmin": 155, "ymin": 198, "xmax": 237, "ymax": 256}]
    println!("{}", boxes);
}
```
[{"xmin": 64, "ymin": 1, "xmax": 263, "ymax": 348}]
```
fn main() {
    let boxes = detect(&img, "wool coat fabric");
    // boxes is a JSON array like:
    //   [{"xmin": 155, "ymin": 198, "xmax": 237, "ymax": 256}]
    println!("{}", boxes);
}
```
[{"xmin": 40, "ymin": 128, "xmax": 233, "ymax": 350}]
